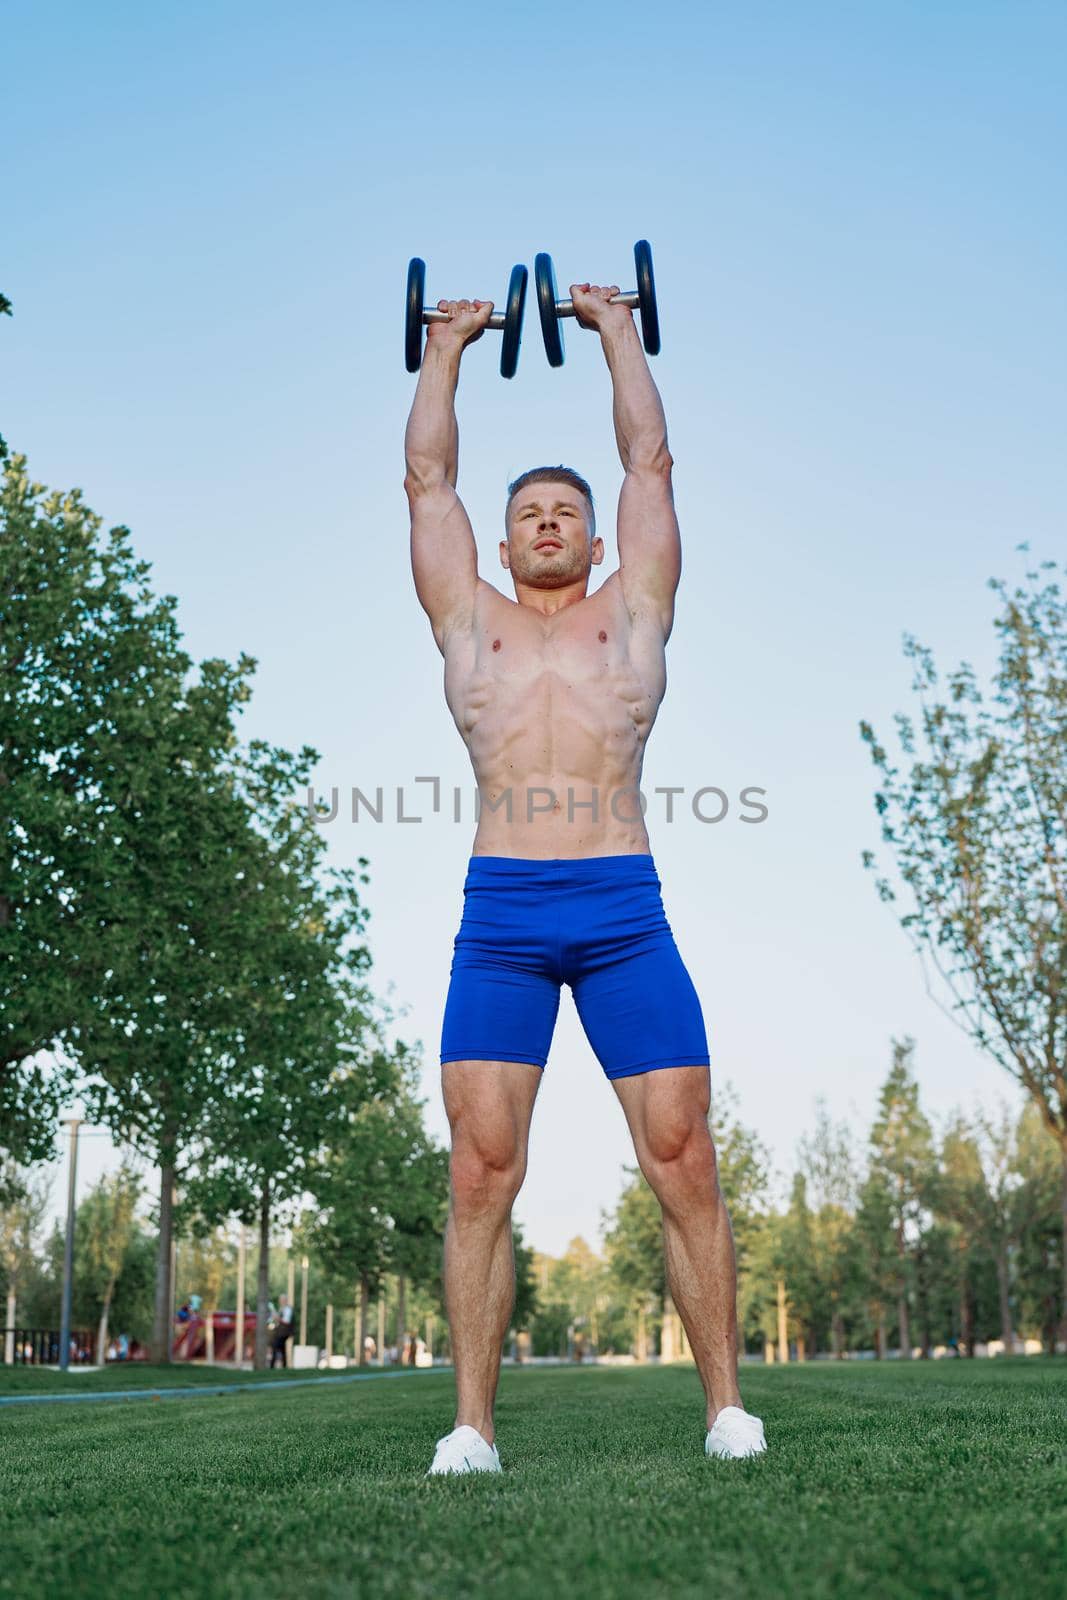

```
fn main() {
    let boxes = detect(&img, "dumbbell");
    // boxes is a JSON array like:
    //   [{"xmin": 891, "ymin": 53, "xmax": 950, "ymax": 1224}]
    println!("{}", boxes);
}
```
[
  {"xmin": 405, "ymin": 259, "xmax": 529, "ymax": 379},
  {"xmin": 533, "ymin": 240, "xmax": 660, "ymax": 368}
]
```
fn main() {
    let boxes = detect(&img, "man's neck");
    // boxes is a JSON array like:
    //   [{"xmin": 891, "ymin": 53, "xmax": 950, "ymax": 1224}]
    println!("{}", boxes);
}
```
[{"xmin": 510, "ymin": 576, "xmax": 591, "ymax": 616}]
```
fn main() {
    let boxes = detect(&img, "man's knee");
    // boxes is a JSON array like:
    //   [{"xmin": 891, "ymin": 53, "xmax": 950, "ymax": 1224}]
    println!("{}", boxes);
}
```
[
  {"xmin": 450, "ymin": 1131, "xmax": 526, "ymax": 1217},
  {"xmin": 640, "ymin": 1112, "xmax": 719, "ymax": 1207}
]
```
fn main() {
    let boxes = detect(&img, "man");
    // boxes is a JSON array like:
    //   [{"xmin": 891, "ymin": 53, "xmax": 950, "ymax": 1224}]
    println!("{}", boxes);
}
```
[
  {"xmin": 404, "ymin": 277, "xmax": 766, "ymax": 1475},
  {"xmin": 269, "ymin": 1293, "xmax": 294, "ymax": 1369}
]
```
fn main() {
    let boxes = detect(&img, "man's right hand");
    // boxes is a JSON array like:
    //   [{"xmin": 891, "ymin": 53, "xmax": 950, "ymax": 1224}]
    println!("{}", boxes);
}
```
[{"xmin": 426, "ymin": 298, "xmax": 494, "ymax": 355}]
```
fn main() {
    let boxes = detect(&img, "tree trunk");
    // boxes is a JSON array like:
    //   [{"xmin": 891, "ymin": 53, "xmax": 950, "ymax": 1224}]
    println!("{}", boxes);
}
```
[
  {"xmin": 916, "ymin": 1244, "xmax": 932, "ymax": 1358},
  {"xmin": 152, "ymin": 1159, "xmax": 176, "ymax": 1363},
  {"xmin": 995, "ymin": 1242, "xmax": 1014, "ymax": 1355},
  {"xmin": 959, "ymin": 1276, "xmax": 973, "ymax": 1357},
  {"xmin": 254, "ymin": 1181, "xmax": 270, "ymax": 1371},
  {"xmin": 234, "ymin": 1227, "xmax": 246, "ymax": 1366},
  {"xmin": 897, "ymin": 1294, "xmax": 910, "ymax": 1359},
  {"xmin": 396, "ymin": 1273, "xmax": 407, "ymax": 1354},
  {"xmin": 1060, "ymin": 1143, "xmax": 1067, "ymax": 1350},
  {"xmin": 895, "ymin": 1207, "xmax": 911, "ymax": 1359},
  {"xmin": 96, "ymin": 1276, "xmax": 116, "ymax": 1367},
  {"xmin": 5, "ymin": 1287, "xmax": 16, "ymax": 1365},
  {"xmin": 875, "ymin": 1311, "xmax": 887, "ymax": 1359},
  {"xmin": 325, "ymin": 1303, "xmax": 334, "ymax": 1363},
  {"xmin": 829, "ymin": 1304, "xmax": 841, "ymax": 1358},
  {"xmin": 776, "ymin": 1279, "xmax": 789, "ymax": 1364},
  {"xmin": 359, "ymin": 1274, "xmax": 370, "ymax": 1365}
]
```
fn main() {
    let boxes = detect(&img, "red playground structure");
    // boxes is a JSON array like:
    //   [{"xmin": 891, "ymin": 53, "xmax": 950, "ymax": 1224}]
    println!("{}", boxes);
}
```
[{"xmin": 172, "ymin": 1310, "xmax": 257, "ymax": 1362}]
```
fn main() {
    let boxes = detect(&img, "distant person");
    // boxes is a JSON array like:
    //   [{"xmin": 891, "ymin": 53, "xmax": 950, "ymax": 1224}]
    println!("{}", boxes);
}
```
[{"xmin": 269, "ymin": 1295, "xmax": 295, "ymax": 1368}]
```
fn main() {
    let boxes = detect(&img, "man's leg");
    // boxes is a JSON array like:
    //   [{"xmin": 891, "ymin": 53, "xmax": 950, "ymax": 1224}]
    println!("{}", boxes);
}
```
[
  {"xmin": 442, "ymin": 1059, "xmax": 542, "ymax": 1445},
  {"xmin": 611, "ymin": 1064, "xmax": 741, "ymax": 1427}
]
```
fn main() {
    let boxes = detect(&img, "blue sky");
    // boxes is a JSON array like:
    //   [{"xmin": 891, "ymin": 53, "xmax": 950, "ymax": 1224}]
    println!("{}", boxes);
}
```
[{"xmin": 5, "ymin": 1, "xmax": 1065, "ymax": 1253}]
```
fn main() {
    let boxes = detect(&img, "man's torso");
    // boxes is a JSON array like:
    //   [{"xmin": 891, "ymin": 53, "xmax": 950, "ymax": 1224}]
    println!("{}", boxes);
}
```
[{"xmin": 441, "ymin": 571, "xmax": 669, "ymax": 858}]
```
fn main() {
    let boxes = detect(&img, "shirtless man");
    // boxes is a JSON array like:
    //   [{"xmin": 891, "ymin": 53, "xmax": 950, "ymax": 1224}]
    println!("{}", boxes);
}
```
[{"xmin": 404, "ymin": 279, "xmax": 766, "ymax": 1474}]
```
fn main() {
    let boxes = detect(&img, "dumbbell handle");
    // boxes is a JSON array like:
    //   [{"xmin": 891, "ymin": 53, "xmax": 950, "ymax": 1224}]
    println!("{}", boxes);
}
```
[
  {"xmin": 554, "ymin": 290, "xmax": 640, "ymax": 319},
  {"xmin": 422, "ymin": 307, "xmax": 508, "ymax": 331},
  {"xmin": 423, "ymin": 287, "xmax": 637, "ymax": 331}
]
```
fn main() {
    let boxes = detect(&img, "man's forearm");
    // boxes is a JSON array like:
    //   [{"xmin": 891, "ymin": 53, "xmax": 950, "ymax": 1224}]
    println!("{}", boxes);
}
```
[
  {"xmin": 602, "ymin": 318, "xmax": 671, "ymax": 473},
  {"xmin": 404, "ymin": 343, "xmax": 461, "ymax": 492}
]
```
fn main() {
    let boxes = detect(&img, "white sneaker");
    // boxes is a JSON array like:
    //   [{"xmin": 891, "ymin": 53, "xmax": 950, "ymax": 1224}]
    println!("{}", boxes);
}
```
[
  {"xmin": 426, "ymin": 1424, "xmax": 502, "ymax": 1476},
  {"xmin": 705, "ymin": 1405, "xmax": 767, "ymax": 1460}
]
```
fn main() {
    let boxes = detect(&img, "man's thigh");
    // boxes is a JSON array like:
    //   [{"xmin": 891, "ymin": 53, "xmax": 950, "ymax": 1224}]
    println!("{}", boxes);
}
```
[
  {"xmin": 610, "ymin": 1063, "xmax": 712, "ymax": 1168},
  {"xmin": 441, "ymin": 1059, "xmax": 543, "ymax": 1165}
]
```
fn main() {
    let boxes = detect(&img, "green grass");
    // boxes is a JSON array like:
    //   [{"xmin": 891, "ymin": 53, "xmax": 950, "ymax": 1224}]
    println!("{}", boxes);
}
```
[
  {"xmin": 2, "ymin": 1360, "xmax": 1066, "ymax": 1599},
  {"xmin": 0, "ymin": 1361, "xmax": 346, "ymax": 1394}
]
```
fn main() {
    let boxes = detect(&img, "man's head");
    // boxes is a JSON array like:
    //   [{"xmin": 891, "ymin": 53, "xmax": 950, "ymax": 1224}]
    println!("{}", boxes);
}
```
[{"xmin": 501, "ymin": 465, "xmax": 604, "ymax": 590}]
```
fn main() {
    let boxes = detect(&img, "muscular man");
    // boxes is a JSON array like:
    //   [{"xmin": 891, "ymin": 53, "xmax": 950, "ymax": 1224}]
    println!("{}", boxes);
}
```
[{"xmin": 404, "ymin": 281, "xmax": 766, "ymax": 1474}]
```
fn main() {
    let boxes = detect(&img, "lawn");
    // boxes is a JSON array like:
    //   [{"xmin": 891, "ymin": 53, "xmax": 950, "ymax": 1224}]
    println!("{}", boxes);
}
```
[
  {"xmin": 1, "ymin": 1360, "xmax": 1065, "ymax": 1599},
  {"xmin": 0, "ymin": 1361, "xmax": 346, "ymax": 1395}
]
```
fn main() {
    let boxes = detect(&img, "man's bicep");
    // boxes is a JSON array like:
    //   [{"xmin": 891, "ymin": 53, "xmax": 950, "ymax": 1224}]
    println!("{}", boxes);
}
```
[
  {"xmin": 616, "ymin": 465, "xmax": 682, "ymax": 628},
  {"xmin": 408, "ymin": 483, "xmax": 479, "ymax": 646}
]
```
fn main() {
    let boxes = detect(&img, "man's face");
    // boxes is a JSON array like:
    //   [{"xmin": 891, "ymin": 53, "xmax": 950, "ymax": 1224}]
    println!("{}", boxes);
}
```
[{"xmin": 501, "ymin": 482, "xmax": 604, "ymax": 589}]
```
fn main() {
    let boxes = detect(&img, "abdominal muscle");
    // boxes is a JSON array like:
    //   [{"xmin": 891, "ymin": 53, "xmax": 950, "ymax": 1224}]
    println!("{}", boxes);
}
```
[{"xmin": 444, "ymin": 589, "xmax": 664, "ymax": 860}]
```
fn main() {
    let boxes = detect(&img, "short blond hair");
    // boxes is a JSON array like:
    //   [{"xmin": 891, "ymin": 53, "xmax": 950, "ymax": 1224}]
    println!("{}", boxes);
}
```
[{"xmin": 505, "ymin": 466, "xmax": 595, "ymax": 536}]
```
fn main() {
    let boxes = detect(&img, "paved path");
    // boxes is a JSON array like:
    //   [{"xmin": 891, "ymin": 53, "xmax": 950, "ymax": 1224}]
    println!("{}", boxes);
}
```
[{"xmin": 0, "ymin": 1368, "xmax": 427, "ymax": 1408}]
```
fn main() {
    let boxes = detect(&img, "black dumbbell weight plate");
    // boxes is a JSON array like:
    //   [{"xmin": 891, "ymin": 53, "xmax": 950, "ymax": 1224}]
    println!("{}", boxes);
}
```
[
  {"xmin": 500, "ymin": 263, "xmax": 528, "ymax": 379},
  {"xmin": 405, "ymin": 257, "xmax": 427, "ymax": 372},
  {"xmin": 534, "ymin": 251, "xmax": 565, "ymax": 368},
  {"xmin": 634, "ymin": 240, "xmax": 660, "ymax": 357}
]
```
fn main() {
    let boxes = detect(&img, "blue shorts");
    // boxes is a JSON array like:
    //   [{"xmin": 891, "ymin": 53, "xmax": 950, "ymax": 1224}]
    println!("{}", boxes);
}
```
[{"xmin": 440, "ymin": 854, "xmax": 710, "ymax": 1079}]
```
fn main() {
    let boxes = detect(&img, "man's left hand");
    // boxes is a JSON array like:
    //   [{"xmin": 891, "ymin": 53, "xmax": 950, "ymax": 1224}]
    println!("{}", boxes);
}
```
[{"xmin": 569, "ymin": 282, "xmax": 633, "ymax": 334}]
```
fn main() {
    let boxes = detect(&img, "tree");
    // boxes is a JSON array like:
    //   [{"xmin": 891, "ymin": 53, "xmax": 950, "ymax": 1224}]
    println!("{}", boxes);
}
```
[
  {"xmin": 1012, "ymin": 1100, "xmax": 1065, "ymax": 1350},
  {"xmin": 178, "ymin": 756, "xmax": 379, "ymax": 1369},
  {"xmin": 937, "ymin": 1115, "xmax": 987, "ymax": 1354},
  {"xmin": 869, "ymin": 1039, "xmax": 935, "ymax": 1356},
  {"xmin": 798, "ymin": 1100, "xmax": 861, "ymax": 1356},
  {"xmin": 79, "ymin": 1165, "xmax": 141, "ymax": 1364},
  {"xmin": 511, "ymin": 1222, "xmax": 538, "ymax": 1337},
  {"xmin": 603, "ymin": 1169, "xmax": 664, "ymax": 1358},
  {"xmin": 1, "ymin": 445, "xmax": 193, "ymax": 1161},
  {"xmin": 855, "ymin": 1170, "xmax": 898, "ymax": 1357},
  {"xmin": 709, "ymin": 1081, "xmax": 772, "ymax": 1282},
  {"xmin": 0, "ymin": 1162, "xmax": 49, "ymax": 1359},
  {"xmin": 778, "ymin": 1173, "xmax": 820, "ymax": 1356},
  {"xmin": 309, "ymin": 1050, "xmax": 440, "ymax": 1365},
  {"xmin": 861, "ymin": 557, "xmax": 1067, "ymax": 1335}
]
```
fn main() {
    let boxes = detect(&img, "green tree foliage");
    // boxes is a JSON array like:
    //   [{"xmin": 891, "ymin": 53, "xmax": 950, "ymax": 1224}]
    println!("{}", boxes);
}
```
[
  {"xmin": 177, "ymin": 765, "xmax": 381, "ymax": 1368},
  {"xmin": 869, "ymin": 1039, "xmax": 935, "ymax": 1355},
  {"xmin": 603, "ymin": 1167, "xmax": 664, "ymax": 1317},
  {"xmin": 309, "ymin": 1050, "xmax": 448, "ymax": 1364},
  {"xmin": 798, "ymin": 1100, "xmax": 863, "ymax": 1356},
  {"xmin": 861, "ymin": 557, "xmax": 1067, "ymax": 1332},
  {"xmin": 1, "ymin": 445, "xmax": 196, "ymax": 1160},
  {"xmin": 78, "ymin": 1164, "xmax": 141, "ymax": 1363},
  {"xmin": 0, "ymin": 1162, "xmax": 49, "ymax": 1348},
  {"xmin": 511, "ymin": 1221, "xmax": 538, "ymax": 1334}
]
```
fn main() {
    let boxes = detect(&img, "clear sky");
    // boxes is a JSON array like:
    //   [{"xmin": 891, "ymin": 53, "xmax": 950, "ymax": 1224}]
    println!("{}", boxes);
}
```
[{"xmin": 5, "ymin": 1, "xmax": 1065, "ymax": 1253}]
